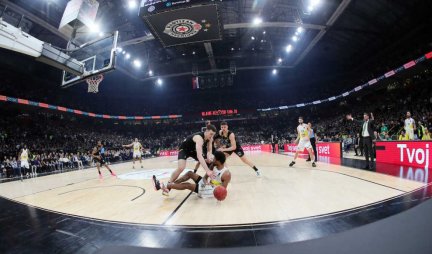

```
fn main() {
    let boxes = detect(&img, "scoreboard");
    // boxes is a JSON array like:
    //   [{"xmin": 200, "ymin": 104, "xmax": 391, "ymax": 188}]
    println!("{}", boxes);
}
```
[
  {"xmin": 140, "ymin": 0, "xmax": 216, "ymax": 16},
  {"xmin": 139, "ymin": 0, "xmax": 224, "ymax": 47}
]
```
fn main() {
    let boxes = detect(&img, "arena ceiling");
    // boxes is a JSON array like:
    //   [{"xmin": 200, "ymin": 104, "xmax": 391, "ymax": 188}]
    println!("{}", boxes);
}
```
[{"xmin": 0, "ymin": 0, "xmax": 431, "ymax": 94}]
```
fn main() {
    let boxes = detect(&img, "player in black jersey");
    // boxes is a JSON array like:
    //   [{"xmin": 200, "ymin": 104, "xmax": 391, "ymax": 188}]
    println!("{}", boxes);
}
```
[
  {"xmin": 92, "ymin": 143, "xmax": 116, "ymax": 181},
  {"xmin": 215, "ymin": 121, "xmax": 261, "ymax": 176},
  {"xmin": 194, "ymin": 120, "xmax": 216, "ymax": 173},
  {"xmin": 153, "ymin": 124, "xmax": 217, "ymax": 196}
]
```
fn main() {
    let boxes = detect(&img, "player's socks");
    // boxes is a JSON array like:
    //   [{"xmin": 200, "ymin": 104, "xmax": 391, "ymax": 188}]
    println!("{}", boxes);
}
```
[{"xmin": 161, "ymin": 182, "xmax": 170, "ymax": 196}]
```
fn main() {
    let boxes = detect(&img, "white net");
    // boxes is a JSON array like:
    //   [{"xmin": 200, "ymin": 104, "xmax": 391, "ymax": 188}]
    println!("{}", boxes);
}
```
[{"xmin": 86, "ymin": 74, "xmax": 104, "ymax": 93}]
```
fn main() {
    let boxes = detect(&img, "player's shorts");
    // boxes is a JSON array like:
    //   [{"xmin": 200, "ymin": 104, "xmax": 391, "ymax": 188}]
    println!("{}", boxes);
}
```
[
  {"xmin": 194, "ymin": 176, "xmax": 214, "ymax": 198},
  {"xmin": 405, "ymin": 129, "xmax": 415, "ymax": 140},
  {"xmin": 297, "ymin": 139, "xmax": 312, "ymax": 151},
  {"xmin": 226, "ymin": 146, "xmax": 245, "ymax": 157},
  {"xmin": 20, "ymin": 161, "xmax": 29, "ymax": 169},
  {"xmin": 94, "ymin": 157, "xmax": 106, "ymax": 165},
  {"xmin": 178, "ymin": 149, "xmax": 199, "ymax": 161},
  {"xmin": 133, "ymin": 151, "xmax": 141, "ymax": 158}
]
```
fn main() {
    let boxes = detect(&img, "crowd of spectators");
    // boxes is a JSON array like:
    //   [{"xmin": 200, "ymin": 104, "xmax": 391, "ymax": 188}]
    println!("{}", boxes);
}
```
[{"xmin": 1, "ymin": 65, "xmax": 432, "ymax": 179}]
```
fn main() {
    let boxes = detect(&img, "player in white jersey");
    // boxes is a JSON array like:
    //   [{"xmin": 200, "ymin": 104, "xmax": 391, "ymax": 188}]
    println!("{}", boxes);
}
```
[
  {"xmin": 289, "ymin": 117, "xmax": 316, "ymax": 168},
  {"xmin": 19, "ymin": 145, "xmax": 30, "ymax": 180},
  {"xmin": 123, "ymin": 138, "xmax": 143, "ymax": 169},
  {"xmin": 152, "ymin": 151, "xmax": 231, "ymax": 198},
  {"xmin": 404, "ymin": 111, "xmax": 416, "ymax": 140}
]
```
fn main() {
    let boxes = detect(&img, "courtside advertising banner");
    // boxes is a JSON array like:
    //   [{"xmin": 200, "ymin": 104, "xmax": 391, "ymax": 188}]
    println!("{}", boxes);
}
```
[
  {"xmin": 284, "ymin": 142, "xmax": 342, "ymax": 158},
  {"xmin": 159, "ymin": 144, "xmax": 277, "ymax": 156},
  {"xmin": 375, "ymin": 141, "xmax": 431, "ymax": 168},
  {"xmin": 375, "ymin": 141, "xmax": 431, "ymax": 184}
]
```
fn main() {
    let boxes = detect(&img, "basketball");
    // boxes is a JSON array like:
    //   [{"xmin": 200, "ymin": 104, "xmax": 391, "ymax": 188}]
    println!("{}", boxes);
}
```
[{"xmin": 213, "ymin": 186, "xmax": 227, "ymax": 201}]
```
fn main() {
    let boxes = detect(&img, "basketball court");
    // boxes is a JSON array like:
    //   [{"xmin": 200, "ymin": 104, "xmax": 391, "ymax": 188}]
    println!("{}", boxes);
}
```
[
  {"xmin": 0, "ymin": 152, "xmax": 424, "ymax": 227},
  {"xmin": 1, "ymin": 0, "xmax": 432, "ymax": 253}
]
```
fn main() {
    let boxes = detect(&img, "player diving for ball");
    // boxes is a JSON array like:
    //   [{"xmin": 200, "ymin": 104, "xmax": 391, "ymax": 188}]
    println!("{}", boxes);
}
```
[
  {"xmin": 122, "ymin": 138, "xmax": 144, "ymax": 169},
  {"xmin": 289, "ymin": 116, "xmax": 316, "ymax": 168},
  {"xmin": 153, "ymin": 124, "xmax": 218, "ymax": 196},
  {"xmin": 153, "ymin": 151, "xmax": 231, "ymax": 198}
]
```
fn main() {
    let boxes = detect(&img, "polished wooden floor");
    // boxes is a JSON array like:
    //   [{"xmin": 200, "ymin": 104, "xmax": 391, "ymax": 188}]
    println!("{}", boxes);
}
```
[{"xmin": 0, "ymin": 152, "xmax": 424, "ymax": 227}]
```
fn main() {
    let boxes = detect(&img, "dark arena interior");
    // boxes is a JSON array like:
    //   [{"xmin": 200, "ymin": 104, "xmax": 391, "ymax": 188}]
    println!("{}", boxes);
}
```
[{"xmin": 1, "ymin": 0, "xmax": 432, "ymax": 253}]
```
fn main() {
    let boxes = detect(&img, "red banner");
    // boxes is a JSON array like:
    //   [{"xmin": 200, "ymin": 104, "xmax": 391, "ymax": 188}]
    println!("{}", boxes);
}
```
[
  {"xmin": 284, "ymin": 142, "xmax": 342, "ymax": 158},
  {"xmin": 159, "ymin": 144, "xmax": 278, "ymax": 157},
  {"xmin": 376, "ymin": 141, "xmax": 431, "ymax": 168},
  {"xmin": 241, "ymin": 144, "xmax": 278, "ymax": 152},
  {"xmin": 159, "ymin": 150, "xmax": 179, "ymax": 156},
  {"xmin": 284, "ymin": 143, "xmax": 308, "ymax": 155}
]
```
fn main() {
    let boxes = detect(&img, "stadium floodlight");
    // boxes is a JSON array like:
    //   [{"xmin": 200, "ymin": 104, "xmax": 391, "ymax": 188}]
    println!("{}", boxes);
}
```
[
  {"xmin": 286, "ymin": 44, "xmax": 293, "ymax": 53},
  {"xmin": 253, "ymin": 17, "xmax": 263, "ymax": 26},
  {"xmin": 296, "ymin": 27, "xmax": 304, "ymax": 34},
  {"xmin": 157, "ymin": 78, "xmax": 163, "ymax": 86},
  {"xmin": 133, "ymin": 59, "xmax": 141, "ymax": 68},
  {"xmin": 278, "ymin": 58, "xmax": 282, "ymax": 63},
  {"xmin": 89, "ymin": 23, "xmax": 100, "ymax": 33},
  {"xmin": 128, "ymin": 0, "xmax": 137, "ymax": 9},
  {"xmin": 149, "ymin": 70, "xmax": 153, "ymax": 76},
  {"xmin": 272, "ymin": 69, "xmax": 278, "ymax": 75},
  {"xmin": 125, "ymin": 53, "xmax": 130, "ymax": 59},
  {"xmin": 251, "ymin": 36, "xmax": 255, "ymax": 40},
  {"xmin": 292, "ymin": 35, "xmax": 298, "ymax": 42},
  {"xmin": 308, "ymin": 0, "xmax": 321, "ymax": 12}
]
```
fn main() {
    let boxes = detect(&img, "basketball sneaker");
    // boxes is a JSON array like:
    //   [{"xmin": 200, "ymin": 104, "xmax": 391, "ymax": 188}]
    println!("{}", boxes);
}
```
[
  {"xmin": 111, "ymin": 172, "xmax": 117, "ymax": 177},
  {"xmin": 256, "ymin": 171, "xmax": 261, "ymax": 177},
  {"xmin": 152, "ymin": 175, "xmax": 161, "ymax": 191},
  {"xmin": 312, "ymin": 162, "xmax": 317, "ymax": 167},
  {"xmin": 289, "ymin": 161, "xmax": 296, "ymax": 167}
]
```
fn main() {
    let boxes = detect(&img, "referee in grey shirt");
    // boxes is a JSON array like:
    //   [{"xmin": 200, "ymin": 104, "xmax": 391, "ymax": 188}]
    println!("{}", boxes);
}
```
[{"xmin": 307, "ymin": 122, "xmax": 318, "ymax": 162}]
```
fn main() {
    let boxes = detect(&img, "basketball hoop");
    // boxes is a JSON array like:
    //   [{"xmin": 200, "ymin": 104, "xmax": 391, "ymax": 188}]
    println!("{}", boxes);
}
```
[{"xmin": 86, "ymin": 74, "xmax": 103, "ymax": 93}]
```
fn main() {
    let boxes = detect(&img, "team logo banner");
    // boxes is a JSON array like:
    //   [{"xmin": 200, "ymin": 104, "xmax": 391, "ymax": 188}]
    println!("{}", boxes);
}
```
[{"xmin": 143, "ymin": 4, "xmax": 222, "ymax": 47}]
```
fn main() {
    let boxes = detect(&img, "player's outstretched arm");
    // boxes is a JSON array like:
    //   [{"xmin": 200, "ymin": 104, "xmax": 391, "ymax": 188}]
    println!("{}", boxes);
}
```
[
  {"xmin": 193, "ymin": 136, "xmax": 213, "ymax": 178},
  {"xmin": 221, "ymin": 171, "xmax": 231, "ymax": 188},
  {"xmin": 122, "ymin": 142, "xmax": 133, "ymax": 148}
]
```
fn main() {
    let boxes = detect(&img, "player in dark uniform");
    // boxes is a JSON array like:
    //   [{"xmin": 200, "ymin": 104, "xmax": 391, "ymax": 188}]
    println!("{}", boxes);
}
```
[
  {"xmin": 153, "ymin": 124, "xmax": 217, "ymax": 196},
  {"xmin": 92, "ymin": 144, "xmax": 116, "ymax": 181},
  {"xmin": 193, "ymin": 120, "xmax": 214, "ymax": 173},
  {"xmin": 215, "ymin": 121, "xmax": 261, "ymax": 176}
]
